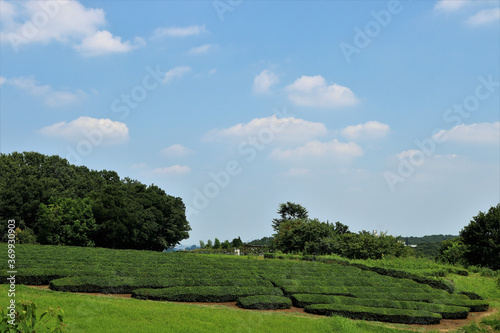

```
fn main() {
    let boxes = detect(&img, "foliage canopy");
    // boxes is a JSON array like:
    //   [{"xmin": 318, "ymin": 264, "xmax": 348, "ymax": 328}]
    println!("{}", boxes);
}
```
[{"xmin": 0, "ymin": 152, "xmax": 190, "ymax": 250}]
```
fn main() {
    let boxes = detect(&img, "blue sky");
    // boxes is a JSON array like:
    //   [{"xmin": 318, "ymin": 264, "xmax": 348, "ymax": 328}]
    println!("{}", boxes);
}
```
[{"xmin": 1, "ymin": 0, "xmax": 499, "ymax": 244}]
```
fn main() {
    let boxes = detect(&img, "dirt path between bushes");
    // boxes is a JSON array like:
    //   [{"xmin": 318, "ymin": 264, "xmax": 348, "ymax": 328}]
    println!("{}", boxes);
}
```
[{"xmin": 28, "ymin": 285, "xmax": 498, "ymax": 331}]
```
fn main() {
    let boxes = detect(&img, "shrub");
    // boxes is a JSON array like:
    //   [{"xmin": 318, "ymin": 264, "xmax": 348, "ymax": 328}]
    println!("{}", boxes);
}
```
[
  {"xmin": 458, "ymin": 291, "xmax": 483, "ymax": 300},
  {"xmin": 236, "ymin": 295, "xmax": 292, "ymax": 310},
  {"xmin": 431, "ymin": 298, "xmax": 489, "ymax": 312},
  {"xmin": 49, "ymin": 276, "xmax": 273, "ymax": 293},
  {"xmin": 291, "ymin": 294, "xmax": 469, "ymax": 319},
  {"xmin": 131, "ymin": 286, "xmax": 283, "ymax": 302},
  {"xmin": 304, "ymin": 303, "xmax": 442, "ymax": 325}
]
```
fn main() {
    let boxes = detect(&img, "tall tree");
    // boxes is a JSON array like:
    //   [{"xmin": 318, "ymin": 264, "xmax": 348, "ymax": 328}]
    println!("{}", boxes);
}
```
[
  {"xmin": 460, "ymin": 204, "xmax": 500, "ymax": 270},
  {"xmin": 0, "ymin": 152, "xmax": 191, "ymax": 250},
  {"xmin": 272, "ymin": 202, "xmax": 309, "ymax": 232}
]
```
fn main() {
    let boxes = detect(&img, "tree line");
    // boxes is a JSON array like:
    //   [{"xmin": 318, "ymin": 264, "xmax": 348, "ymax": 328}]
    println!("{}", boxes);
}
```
[
  {"xmin": 0, "ymin": 152, "xmax": 191, "ymax": 251},
  {"xmin": 437, "ymin": 204, "xmax": 499, "ymax": 270},
  {"xmin": 270, "ymin": 202, "xmax": 412, "ymax": 259}
]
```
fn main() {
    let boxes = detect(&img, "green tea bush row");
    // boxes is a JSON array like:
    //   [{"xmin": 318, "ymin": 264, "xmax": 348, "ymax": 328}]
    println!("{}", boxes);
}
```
[
  {"xmin": 264, "ymin": 252, "xmax": 455, "ymax": 293},
  {"xmin": 282, "ymin": 285, "xmax": 431, "ymax": 297},
  {"xmin": 304, "ymin": 303, "xmax": 442, "ymax": 325},
  {"xmin": 291, "ymin": 294, "xmax": 469, "ymax": 319},
  {"xmin": 131, "ymin": 286, "xmax": 283, "ymax": 302},
  {"xmin": 431, "ymin": 298, "xmax": 489, "ymax": 312},
  {"xmin": 236, "ymin": 295, "xmax": 292, "ymax": 310},
  {"xmin": 50, "ymin": 276, "xmax": 273, "ymax": 293}
]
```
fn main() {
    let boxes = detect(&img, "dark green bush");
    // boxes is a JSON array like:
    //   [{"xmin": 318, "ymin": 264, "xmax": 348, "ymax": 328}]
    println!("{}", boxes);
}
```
[
  {"xmin": 458, "ymin": 291, "xmax": 483, "ymax": 300},
  {"xmin": 431, "ymin": 298, "xmax": 489, "ymax": 312},
  {"xmin": 131, "ymin": 286, "xmax": 283, "ymax": 302},
  {"xmin": 304, "ymin": 303, "xmax": 442, "ymax": 324},
  {"xmin": 49, "ymin": 276, "xmax": 273, "ymax": 293},
  {"xmin": 292, "ymin": 294, "xmax": 469, "ymax": 319},
  {"xmin": 236, "ymin": 295, "xmax": 292, "ymax": 310}
]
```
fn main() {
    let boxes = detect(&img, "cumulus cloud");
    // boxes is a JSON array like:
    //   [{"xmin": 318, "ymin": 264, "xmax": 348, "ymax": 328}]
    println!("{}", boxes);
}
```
[
  {"xmin": 163, "ymin": 66, "xmax": 191, "ymax": 84},
  {"xmin": 253, "ymin": 70, "xmax": 279, "ymax": 94},
  {"xmin": 271, "ymin": 139, "xmax": 363, "ymax": 161},
  {"xmin": 0, "ymin": 76, "xmax": 7, "ymax": 86},
  {"xmin": 0, "ymin": 0, "xmax": 144, "ymax": 55},
  {"xmin": 131, "ymin": 162, "xmax": 148, "ymax": 170},
  {"xmin": 466, "ymin": 8, "xmax": 500, "ymax": 25},
  {"xmin": 341, "ymin": 121, "xmax": 391, "ymax": 141},
  {"xmin": 152, "ymin": 165, "xmax": 191, "ymax": 176},
  {"xmin": 434, "ymin": 0, "xmax": 471, "ymax": 12},
  {"xmin": 75, "ymin": 30, "xmax": 145, "ymax": 56},
  {"xmin": 433, "ymin": 122, "xmax": 500, "ymax": 144},
  {"xmin": 4, "ymin": 76, "xmax": 86, "ymax": 106},
  {"xmin": 204, "ymin": 115, "xmax": 327, "ymax": 144},
  {"xmin": 283, "ymin": 167, "xmax": 310, "ymax": 177},
  {"xmin": 286, "ymin": 75, "xmax": 358, "ymax": 108},
  {"xmin": 152, "ymin": 25, "xmax": 207, "ymax": 38},
  {"xmin": 159, "ymin": 144, "xmax": 194, "ymax": 157},
  {"xmin": 40, "ymin": 116, "xmax": 129, "ymax": 144},
  {"xmin": 188, "ymin": 43, "xmax": 215, "ymax": 54}
]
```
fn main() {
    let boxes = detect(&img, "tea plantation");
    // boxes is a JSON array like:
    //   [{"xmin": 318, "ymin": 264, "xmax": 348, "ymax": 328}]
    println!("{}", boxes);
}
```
[{"xmin": 0, "ymin": 244, "xmax": 490, "ymax": 325}]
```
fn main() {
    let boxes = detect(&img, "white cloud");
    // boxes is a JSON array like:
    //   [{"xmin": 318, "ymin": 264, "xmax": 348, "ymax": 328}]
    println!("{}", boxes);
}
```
[
  {"xmin": 152, "ymin": 165, "xmax": 191, "ymax": 176},
  {"xmin": 253, "ymin": 70, "xmax": 279, "ymax": 94},
  {"xmin": 0, "ymin": 76, "xmax": 6, "ymax": 86},
  {"xmin": 286, "ymin": 75, "xmax": 359, "ymax": 108},
  {"xmin": 433, "ymin": 122, "xmax": 500, "ymax": 144},
  {"xmin": 434, "ymin": 0, "xmax": 471, "ymax": 12},
  {"xmin": 159, "ymin": 144, "xmax": 194, "ymax": 157},
  {"xmin": 163, "ymin": 66, "xmax": 191, "ymax": 84},
  {"xmin": 75, "ymin": 30, "xmax": 145, "ymax": 56},
  {"xmin": 271, "ymin": 139, "xmax": 363, "ymax": 161},
  {"xmin": 208, "ymin": 69, "xmax": 217, "ymax": 75},
  {"xmin": 283, "ymin": 167, "xmax": 310, "ymax": 177},
  {"xmin": 4, "ymin": 76, "xmax": 86, "ymax": 106},
  {"xmin": 40, "ymin": 116, "xmax": 129, "ymax": 144},
  {"xmin": 131, "ymin": 162, "xmax": 147, "ymax": 169},
  {"xmin": 341, "ymin": 121, "xmax": 391, "ymax": 141},
  {"xmin": 204, "ymin": 115, "xmax": 327, "ymax": 144},
  {"xmin": 0, "ymin": 1, "xmax": 143, "ymax": 55},
  {"xmin": 188, "ymin": 43, "xmax": 215, "ymax": 54},
  {"xmin": 153, "ymin": 25, "xmax": 206, "ymax": 38},
  {"xmin": 466, "ymin": 8, "xmax": 500, "ymax": 25}
]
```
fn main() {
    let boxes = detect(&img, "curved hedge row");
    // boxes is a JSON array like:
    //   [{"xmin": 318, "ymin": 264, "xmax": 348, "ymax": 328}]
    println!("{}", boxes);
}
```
[
  {"xmin": 304, "ymin": 303, "xmax": 442, "ymax": 325},
  {"xmin": 50, "ymin": 276, "xmax": 272, "ymax": 293},
  {"xmin": 131, "ymin": 286, "xmax": 283, "ymax": 302},
  {"xmin": 281, "ymin": 285, "xmax": 434, "ymax": 297},
  {"xmin": 236, "ymin": 295, "xmax": 292, "ymax": 310},
  {"xmin": 292, "ymin": 294, "xmax": 469, "ymax": 319}
]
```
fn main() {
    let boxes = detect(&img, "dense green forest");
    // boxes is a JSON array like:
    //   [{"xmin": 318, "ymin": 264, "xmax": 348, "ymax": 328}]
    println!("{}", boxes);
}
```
[
  {"xmin": 0, "ymin": 152, "xmax": 190, "ymax": 250},
  {"xmin": 403, "ymin": 235, "xmax": 458, "ymax": 259}
]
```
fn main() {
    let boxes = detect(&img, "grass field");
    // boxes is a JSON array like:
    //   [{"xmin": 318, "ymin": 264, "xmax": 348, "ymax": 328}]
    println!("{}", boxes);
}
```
[{"xmin": 1, "ymin": 244, "xmax": 499, "ymax": 332}]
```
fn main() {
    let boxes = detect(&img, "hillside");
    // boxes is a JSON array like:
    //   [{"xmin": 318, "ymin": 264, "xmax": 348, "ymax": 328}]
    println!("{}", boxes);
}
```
[{"xmin": 2, "ymin": 243, "xmax": 498, "ymax": 332}]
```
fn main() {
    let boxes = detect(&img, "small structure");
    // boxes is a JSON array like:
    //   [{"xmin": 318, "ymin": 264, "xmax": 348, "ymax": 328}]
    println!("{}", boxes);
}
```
[{"xmin": 234, "ymin": 249, "xmax": 240, "ymax": 256}]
